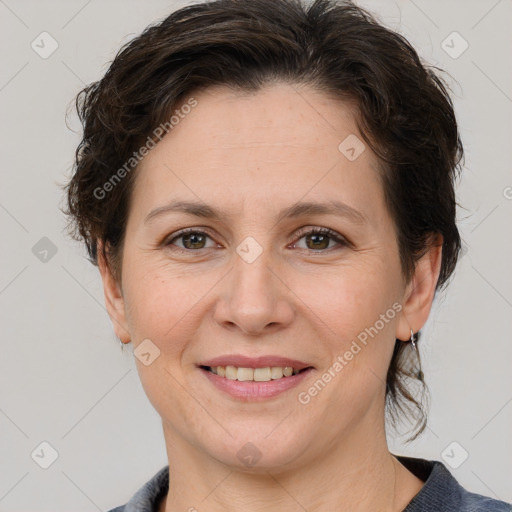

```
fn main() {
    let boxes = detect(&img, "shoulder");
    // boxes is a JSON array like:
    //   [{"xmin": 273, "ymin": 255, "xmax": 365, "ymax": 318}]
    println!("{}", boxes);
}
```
[
  {"xmin": 105, "ymin": 465, "xmax": 169, "ymax": 512},
  {"xmin": 458, "ymin": 488, "xmax": 512, "ymax": 512},
  {"xmin": 395, "ymin": 454, "xmax": 511, "ymax": 511}
]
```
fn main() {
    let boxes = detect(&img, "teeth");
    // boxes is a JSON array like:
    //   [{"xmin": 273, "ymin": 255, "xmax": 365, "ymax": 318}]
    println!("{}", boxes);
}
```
[
  {"xmin": 283, "ymin": 366, "xmax": 293, "ymax": 377},
  {"xmin": 208, "ymin": 365, "xmax": 302, "ymax": 381},
  {"xmin": 237, "ymin": 367, "xmax": 253, "ymax": 381},
  {"xmin": 271, "ymin": 367, "xmax": 284, "ymax": 379},
  {"xmin": 225, "ymin": 365, "xmax": 238, "ymax": 380},
  {"xmin": 254, "ymin": 367, "xmax": 272, "ymax": 381}
]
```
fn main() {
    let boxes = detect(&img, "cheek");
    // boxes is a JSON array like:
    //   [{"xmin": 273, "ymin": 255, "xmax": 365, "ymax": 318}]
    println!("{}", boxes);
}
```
[
  {"xmin": 121, "ymin": 257, "xmax": 217, "ymax": 353},
  {"xmin": 301, "ymin": 267, "xmax": 399, "ymax": 426},
  {"xmin": 121, "ymin": 264, "xmax": 204, "ymax": 423},
  {"xmin": 290, "ymin": 260, "xmax": 395, "ymax": 334},
  {"xmin": 289, "ymin": 260, "xmax": 400, "ymax": 398}
]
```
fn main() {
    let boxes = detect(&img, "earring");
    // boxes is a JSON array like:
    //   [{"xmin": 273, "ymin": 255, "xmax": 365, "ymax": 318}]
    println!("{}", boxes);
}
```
[
  {"xmin": 410, "ymin": 328, "xmax": 417, "ymax": 350},
  {"xmin": 409, "ymin": 328, "xmax": 424, "ymax": 381}
]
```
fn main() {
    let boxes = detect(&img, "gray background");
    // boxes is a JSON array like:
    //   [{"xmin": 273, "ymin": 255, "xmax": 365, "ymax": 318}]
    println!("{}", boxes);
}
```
[{"xmin": 0, "ymin": 0, "xmax": 511, "ymax": 510}]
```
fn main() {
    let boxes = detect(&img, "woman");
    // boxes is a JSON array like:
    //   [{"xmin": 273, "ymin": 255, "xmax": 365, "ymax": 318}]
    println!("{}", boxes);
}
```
[{"xmin": 63, "ymin": 0, "xmax": 511, "ymax": 510}]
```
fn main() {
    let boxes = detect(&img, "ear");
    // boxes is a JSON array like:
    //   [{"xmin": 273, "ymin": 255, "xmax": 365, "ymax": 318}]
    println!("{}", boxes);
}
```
[
  {"xmin": 97, "ymin": 241, "xmax": 131, "ymax": 343},
  {"xmin": 396, "ymin": 234, "xmax": 443, "ymax": 342}
]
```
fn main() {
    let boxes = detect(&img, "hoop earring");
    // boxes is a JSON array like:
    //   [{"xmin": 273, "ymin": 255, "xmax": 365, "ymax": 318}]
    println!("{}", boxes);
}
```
[
  {"xmin": 409, "ymin": 328, "xmax": 424, "ymax": 381},
  {"xmin": 410, "ymin": 328, "xmax": 417, "ymax": 351}
]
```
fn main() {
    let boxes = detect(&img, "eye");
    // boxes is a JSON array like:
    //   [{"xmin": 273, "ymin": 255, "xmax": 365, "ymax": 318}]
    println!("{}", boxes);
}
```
[
  {"xmin": 164, "ymin": 228, "xmax": 218, "ymax": 251},
  {"xmin": 291, "ymin": 227, "xmax": 349, "ymax": 252},
  {"xmin": 163, "ymin": 226, "xmax": 349, "ymax": 253}
]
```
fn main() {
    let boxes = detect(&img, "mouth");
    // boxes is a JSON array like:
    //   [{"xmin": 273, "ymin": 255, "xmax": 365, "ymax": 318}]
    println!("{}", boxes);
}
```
[
  {"xmin": 197, "ymin": 356, "xmax": 315, "ymax": 401},
  {"xmin": 199, "ymin": 364, "xmax": 313, "ymax": 381}
]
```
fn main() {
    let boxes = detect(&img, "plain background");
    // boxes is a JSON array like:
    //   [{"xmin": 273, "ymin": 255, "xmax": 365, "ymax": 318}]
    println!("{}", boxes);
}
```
[{"xmin": 0, "ymin": 0, "xmax": 511, "ymax": 510}]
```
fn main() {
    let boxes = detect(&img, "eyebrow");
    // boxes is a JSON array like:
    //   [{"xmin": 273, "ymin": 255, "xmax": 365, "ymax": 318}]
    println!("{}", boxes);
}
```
[{"xmin": 144, "ymin": 199, "xmax": 367, "ymax": 225}]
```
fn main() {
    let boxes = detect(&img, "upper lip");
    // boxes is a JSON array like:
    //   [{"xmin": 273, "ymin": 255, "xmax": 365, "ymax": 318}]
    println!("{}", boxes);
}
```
[{"xmin": 199, "ymin": 355, "xmax": 313, "ymax": 371}]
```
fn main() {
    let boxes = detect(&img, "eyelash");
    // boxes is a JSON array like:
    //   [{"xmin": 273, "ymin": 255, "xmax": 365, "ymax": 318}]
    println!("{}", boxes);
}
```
[{"xmin": 163, "ymin": 226, "xmax": 350, "ymax": 254}]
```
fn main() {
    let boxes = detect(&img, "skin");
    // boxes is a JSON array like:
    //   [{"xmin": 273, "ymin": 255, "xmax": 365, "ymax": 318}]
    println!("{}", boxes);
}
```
[{"xmin": 99, "ymin": 83, "xmax": 442, "ymax": 511}]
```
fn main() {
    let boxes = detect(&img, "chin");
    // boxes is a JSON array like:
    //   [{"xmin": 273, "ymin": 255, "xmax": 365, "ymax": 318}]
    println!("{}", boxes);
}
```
[{"xmin": 205, "ymin": 428, "xmax": 311, "ymax": 472}]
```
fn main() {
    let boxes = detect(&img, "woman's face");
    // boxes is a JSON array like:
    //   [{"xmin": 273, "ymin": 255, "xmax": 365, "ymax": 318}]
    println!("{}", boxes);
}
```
[{"xmin": 102, "ymin": 83, "xmax": 437, "ymax": 470}]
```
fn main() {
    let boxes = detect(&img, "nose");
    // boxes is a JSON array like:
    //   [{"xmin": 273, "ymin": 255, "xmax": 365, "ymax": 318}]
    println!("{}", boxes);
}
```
[{"xmin": 213, "ymin": 249, "xmax": 295, "ymax": 336}]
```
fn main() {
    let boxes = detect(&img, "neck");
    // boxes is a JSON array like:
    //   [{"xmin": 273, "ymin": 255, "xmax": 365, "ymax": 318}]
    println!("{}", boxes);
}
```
[{"xmin": 160, "ymin": 412, "xmax": 421, "ymax": 512}]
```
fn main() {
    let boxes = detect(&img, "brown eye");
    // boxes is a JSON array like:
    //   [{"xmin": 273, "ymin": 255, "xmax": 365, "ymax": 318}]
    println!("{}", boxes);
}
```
[
  {"xmin": 304, "ymin": 232, "xmax": 330, "ymax": 250},
  {"xmin": 180, "ymin": 232, "xmax": 207, "ymax": 249},
  {"xmin": 293, "ymin": 227, "xmax": 348, "ymax": 252},
  {"xmin": 165, "ymin": 229, "xmax": 217, "ymax": 251}
]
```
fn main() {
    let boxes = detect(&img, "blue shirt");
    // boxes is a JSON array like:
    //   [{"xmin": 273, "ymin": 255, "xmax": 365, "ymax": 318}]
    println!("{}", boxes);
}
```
[{"xmin": 107, "ymin": 455, "xmax": 511, "ymax": 511}]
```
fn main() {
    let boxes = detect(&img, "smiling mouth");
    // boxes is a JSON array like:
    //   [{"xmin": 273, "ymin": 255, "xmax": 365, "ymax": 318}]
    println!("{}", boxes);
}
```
[{"xmin": 200, "ymin": 365, "xmax": 312, "ymax": 382}]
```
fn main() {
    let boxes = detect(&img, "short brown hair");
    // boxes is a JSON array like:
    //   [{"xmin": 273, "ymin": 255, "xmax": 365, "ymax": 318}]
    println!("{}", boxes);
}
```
[{"xmin": 63, "ymin": 0, "xmax": 464, "ymax": 441}]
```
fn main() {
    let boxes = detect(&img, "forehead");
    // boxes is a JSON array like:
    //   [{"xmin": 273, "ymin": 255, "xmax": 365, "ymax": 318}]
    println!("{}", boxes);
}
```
[
  {"xmin": 130, "ymin": 83, "xmax": 386, "ymax": 226},
  {"xmin": 172, "ymin": 83, "xmax": 361, "ymax": 148}
]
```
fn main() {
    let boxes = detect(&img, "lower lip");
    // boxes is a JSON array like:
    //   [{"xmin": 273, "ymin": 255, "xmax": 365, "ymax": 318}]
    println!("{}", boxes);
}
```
[{"xmin": 199, "ymin": 367, "xmax": 314, "ymax": 401}]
